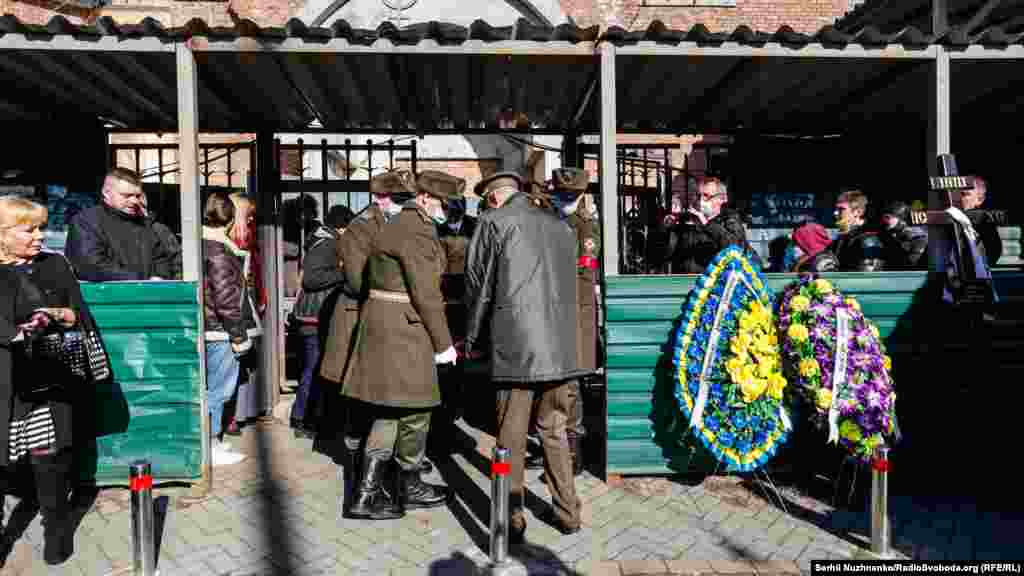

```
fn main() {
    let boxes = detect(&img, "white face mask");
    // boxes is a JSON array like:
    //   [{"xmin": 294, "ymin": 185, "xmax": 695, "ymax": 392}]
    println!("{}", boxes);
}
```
[
  {"xmin": 560, "ymin": 196, "xmax": 581, "ymax": 216},
  {"xmin": 430, "ymin": 205, "xmax": 447, "ymax": 225},
  {"xmin": 700, "ymin": 199, "xmax": 716, "ymax": 219}
]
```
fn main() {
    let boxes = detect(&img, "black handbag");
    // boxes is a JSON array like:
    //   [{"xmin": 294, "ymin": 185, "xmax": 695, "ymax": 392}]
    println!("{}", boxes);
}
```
[{"xmin": 26, "ymin": 315, "xmax": 111, "ymax": 386}]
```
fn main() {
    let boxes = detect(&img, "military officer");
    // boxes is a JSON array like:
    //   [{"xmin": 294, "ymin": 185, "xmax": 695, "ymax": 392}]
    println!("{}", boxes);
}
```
[
  {"xmin": 316, "ymin": 170, "xmax": 416, "ymax": 517},
  {"xmin": 547, "ymin": 168, "xmax": 600, "ymax": 476},
  {"xmin": 343, "ymin": 170, "xmax": 463, "ymax": 520}
]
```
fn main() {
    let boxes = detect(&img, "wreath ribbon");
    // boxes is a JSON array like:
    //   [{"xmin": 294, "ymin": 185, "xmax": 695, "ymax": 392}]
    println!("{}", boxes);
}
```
[
  {"xmin": 690, "ymin": 270, "xmax": 741, "ymax": 430},
  {"xmin": 827, "ymin": 308, "xmax": 850, "ymax": 444}
]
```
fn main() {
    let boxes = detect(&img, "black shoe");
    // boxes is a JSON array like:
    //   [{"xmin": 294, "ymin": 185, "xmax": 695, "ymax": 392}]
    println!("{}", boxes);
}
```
[
  {"xmin": 400, "ymin": 469, "xmax": 450, "ymax": 510},
  {"xmin": 346, "ymin": 457, "xmax": 404, "ymax": 520},
  {"xmin": 539, "ymin": 508, "xmax": 581, "ymax": 536},
  {"xmin": 525, "ymin": 453, "xmax": 544, "ymax": 470},
  {"xmin": 509, "ymin": 520, "xmax": 526, "ymax": 547}
]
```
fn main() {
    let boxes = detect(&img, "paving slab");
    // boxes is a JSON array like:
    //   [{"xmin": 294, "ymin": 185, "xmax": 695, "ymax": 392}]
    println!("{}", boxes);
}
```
[{"xmin": 0, "ymin": 418, "xmax": 1014, "ymax": 574}]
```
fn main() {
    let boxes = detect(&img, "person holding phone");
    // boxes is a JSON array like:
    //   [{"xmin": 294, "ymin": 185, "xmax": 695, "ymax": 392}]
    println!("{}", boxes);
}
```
[{"xmin": 0, "ymin": 195, "xmax": 89, "ymax": 566}]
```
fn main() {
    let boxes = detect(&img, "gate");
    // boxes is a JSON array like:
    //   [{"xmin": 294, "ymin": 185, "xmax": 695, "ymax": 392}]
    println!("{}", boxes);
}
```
[{"xmin": 580, "ymin": 143, "xmax": 680, "ymax": 275}]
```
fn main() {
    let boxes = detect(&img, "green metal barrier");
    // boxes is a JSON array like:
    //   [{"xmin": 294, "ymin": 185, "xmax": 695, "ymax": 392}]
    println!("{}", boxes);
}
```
[
  {"xmin": 79, "ymin": 281, "xmax": 203, "ymax": 484},
  {"xmin": 603, "ymin": 270, "xmax": 1024, "ymax": 476}
]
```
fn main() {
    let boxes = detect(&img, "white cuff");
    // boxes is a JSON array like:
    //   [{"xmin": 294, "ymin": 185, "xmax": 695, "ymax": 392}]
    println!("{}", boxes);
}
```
[{"xmin": 434, "ymin": 346, "xmax": 457, "ymax": 365}]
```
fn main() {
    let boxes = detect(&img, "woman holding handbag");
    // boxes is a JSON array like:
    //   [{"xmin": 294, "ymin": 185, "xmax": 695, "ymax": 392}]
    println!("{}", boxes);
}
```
[{"xmin": 0, "ymin": 196, "xmax": 97, "ymax": 566}]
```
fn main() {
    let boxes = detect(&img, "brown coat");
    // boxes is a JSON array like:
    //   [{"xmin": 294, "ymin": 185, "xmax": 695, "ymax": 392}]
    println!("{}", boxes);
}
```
[
  {"xmin": 343, "ymin": 203, "xmax": 453, "ymax": 408},
  {"xmin": 318, "ymin": 205, "xmax": 388, "ymax": 384},
  {"xmin": 567, "ymin": 212, "xmax": 601, "ymax": 373}
]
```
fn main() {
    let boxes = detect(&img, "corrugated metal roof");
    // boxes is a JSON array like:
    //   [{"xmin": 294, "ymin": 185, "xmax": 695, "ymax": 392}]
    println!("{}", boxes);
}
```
[
  {"xmin": 1, "ymin": 15, "xmax": 1023, "ymax": 133},
  {"xmin": 835, "ymin": 0, "xmax": 1024, "ymax": 41}
]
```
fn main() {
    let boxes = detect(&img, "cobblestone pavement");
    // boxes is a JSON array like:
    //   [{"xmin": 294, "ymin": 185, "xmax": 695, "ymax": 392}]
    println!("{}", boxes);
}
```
[{"xmin": 1, "ymin": 417, "xmax": 1018, "ymax": 575}]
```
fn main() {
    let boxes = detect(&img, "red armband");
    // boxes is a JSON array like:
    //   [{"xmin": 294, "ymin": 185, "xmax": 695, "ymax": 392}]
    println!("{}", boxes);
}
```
[{"xmin": 578, "ymin": 255, "xmax": 599, "ymax": 270}]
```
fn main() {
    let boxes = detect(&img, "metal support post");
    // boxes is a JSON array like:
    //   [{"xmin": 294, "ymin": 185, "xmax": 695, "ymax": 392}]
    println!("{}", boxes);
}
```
[
  {"xmin": 599, "ymin": 41, "xmax": 618, "ymax": 276},
  {"xmin": 489, "ymin": 447, "xmax": 511, "ymax": 567},
  {"xmin": 870, "ymin": 447, "xmax": 891, "ymax": 557},
  {"xmin": 130, "ymin": 461, "xmax": 157, "ymax": 576}
]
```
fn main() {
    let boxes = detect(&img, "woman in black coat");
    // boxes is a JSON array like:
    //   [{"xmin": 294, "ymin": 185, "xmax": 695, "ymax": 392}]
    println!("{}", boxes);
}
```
[{"xmin": 0, "ymin": 196, "xmax": 90, "ymax": 566}]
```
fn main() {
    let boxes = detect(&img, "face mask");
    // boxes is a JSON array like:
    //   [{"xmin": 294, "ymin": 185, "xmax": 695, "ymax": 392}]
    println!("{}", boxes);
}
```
[
  {"xmin": 446, "ymin": 218, "xmax": 462, "ymax": 231},
  {"xmin": 430, "ymin": 205, "xmax": 447, "ymax": 225},
  {"xmin": 700, "ymin": 199, "xmax": 716, "ymax": 219},
  {"xmin": 558, "ymin": 195, "xmax": 580, "ymax": 216}
]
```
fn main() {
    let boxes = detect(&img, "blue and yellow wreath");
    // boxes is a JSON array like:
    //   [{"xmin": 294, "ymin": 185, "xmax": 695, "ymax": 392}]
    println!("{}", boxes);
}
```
[{"xmin": 672, "ymin": 246, "xmax": 792, "ymax": 472}]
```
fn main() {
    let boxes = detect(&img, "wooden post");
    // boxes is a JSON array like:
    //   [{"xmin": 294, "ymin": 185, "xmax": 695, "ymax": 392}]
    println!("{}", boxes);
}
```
[
  {"xmin": 599, "ymin": 41, "xmax": 618, "ymax": 276},
  {"xmin": 176, "ymin": 40, "xmax": 211, "ymax": 499}
]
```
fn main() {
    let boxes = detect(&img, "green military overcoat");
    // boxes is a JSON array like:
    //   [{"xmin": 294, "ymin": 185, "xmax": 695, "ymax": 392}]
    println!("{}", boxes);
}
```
[
  {"xmin": 567, "ymin": 211, "xmax": 601, "ymax": 373},
  {"xmin": 342, "ymin": 202, "xmax": 453, "ymax": 408},
  {"xmin": 318, "ymin": 205, "xmax": 387, "ymax": 384}
]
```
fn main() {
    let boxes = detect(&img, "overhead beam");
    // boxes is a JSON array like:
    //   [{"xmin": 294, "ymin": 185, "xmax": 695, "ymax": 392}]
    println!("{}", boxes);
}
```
[
  {"xmin": 186, "ymin": 37, "xmax": 596, "ymax": 56},
  {"xmin": 0, "ymin": 34, "xmax": 171, "ymax": 52},
  {"xmin": 272, "ymin": 53, "xmax": 330, "ymax": 129},
  {"xmin": 20, "ymin": 51, "xmax": 140, "ymax": 125},
  {"xmin": 571, "ymin": 72, "xmax": 598, "ymax": 129},
  {"xmin": 682, "ymin": 58, "xmax": 760, "ymax": 131},
  {"xmin": 948, "ymin": 44, "xmax": 1024, "ymax": 59},
  {"xmin": 961, "ymin": 0, "xmax": 1007, "ymax": 34},
  {"xmin": 616, "ymin": 43, "xmax": 938, "ymax": 59},
  {"xmin": 71, "ymin": 53, "xmax": 176, "ymax": 126},
  {"xmin": 599, "ymin": 41, "xmax": 618, "ymax": 276}
]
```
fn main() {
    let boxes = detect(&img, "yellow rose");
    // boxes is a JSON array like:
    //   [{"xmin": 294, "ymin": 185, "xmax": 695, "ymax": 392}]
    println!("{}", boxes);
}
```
[
  {"xmin": 790, "ymin": 295, "xmax": 811, "ymax": 312},
  {"xmin": 869, "ymin": 324, "xmax": 880, "ymax": 339},
  {"xmin": 845, "ymin": 298, "xmax": 861, "ymax": 312},
  {"xmin": 768, "ymin": 331, "xmax": 779, "ymax": 347},
  {"xmin": 739, "ymin": 312, "xmax": 758, "ymax": 333},
  {"xmin": 883, "ymin": 355, "xmax": 892, "ymax": 371},
  {"xmin": 814, "ymin": 278, "xmax": 833, "ymax": 294},
  {"xmin": 767, "ymin": 372, "xmax": 787, "ymax": 400},
  {"xmin": 787, "ymin": 324, "xmax": 809, "ymax": 342},
  {"xmin": 840, "ymin": 420, "xmax": 862, "ymax": 443},
  {"xmin": 725, "ymin": 357, "xmax": 744, "ymax": 382},
  {"xmin": 698, "ymin": 289, "xmax": 709, "ymax": 302},
  {"xmin": 799, "ymin": 357, "xmax": 820, "ymax": 378},
  {"xmin": 740, "ymin": 372, "xmax": 768, "ymax": 403},
  {"xmin": 815, "ymin": 387, "xmax": 833, "ymax": 410}
]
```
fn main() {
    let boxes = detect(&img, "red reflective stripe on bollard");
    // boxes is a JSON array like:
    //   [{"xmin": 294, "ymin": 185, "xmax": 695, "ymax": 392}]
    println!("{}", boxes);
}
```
[
  {"xmin": 872, "ymin": 459, "xmax": 890, "ymax": 473},
  {"xmin": 130, "ymin": 475, "xmax": 154, "ymax": 492},
  {"xmin": 491, "ymin": 461, "xmax": 511, "ymax": 476}
]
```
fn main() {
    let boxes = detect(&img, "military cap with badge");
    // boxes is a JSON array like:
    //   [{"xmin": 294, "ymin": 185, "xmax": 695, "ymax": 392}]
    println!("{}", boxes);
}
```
[{"xmin": 416, "ymin": 170, "xmax": 466, "ymax": 225}]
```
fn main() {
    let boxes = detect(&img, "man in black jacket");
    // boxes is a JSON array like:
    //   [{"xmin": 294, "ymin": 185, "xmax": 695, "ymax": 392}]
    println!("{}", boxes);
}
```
[
  {"xmin": 879, "ymin": 200, "xmax": 928, "ymax": 270},
  {"xmin": 65, "ymin": 168, "xmax": 167, "ymax": 282},
  {"xmin": 651, "ymin": 177, "xmax": 759, "ymax": 273},
  {"xmin": 466, "ymin": 171, "xmax": 586, "ymax": 543},
  {"xmin": 293, "ymin": 205, "xmax": 355, "ymax": 434},
  {"xmin": 810, "ymin": 189, "xmax": 885, "ymax": 272},
  {"xmin": 961, "ymin": 176, "xmax": 1003, "ymax": 268}
]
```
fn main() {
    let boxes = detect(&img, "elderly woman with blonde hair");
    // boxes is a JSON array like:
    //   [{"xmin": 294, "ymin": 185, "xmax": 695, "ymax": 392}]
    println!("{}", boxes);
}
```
[{"xmin": 0, "ymin": 196, "xmax": 91, "ymax": 565}]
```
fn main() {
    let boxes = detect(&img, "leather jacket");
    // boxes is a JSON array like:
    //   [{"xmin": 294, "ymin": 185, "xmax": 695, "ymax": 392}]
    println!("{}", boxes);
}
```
[
  {"xmin": 814, "ymin": 226, "xmax": 886, "ymax": 272},
  {"xmin": 879, "ymin": 222, "xmax": 928, "ymax": 270}
]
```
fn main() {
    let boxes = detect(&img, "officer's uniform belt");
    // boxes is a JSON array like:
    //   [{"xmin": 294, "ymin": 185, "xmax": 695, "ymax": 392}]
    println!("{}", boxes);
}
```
[{"xmin": 369, "ymin": 289, "xmax": 411, "ymax": 303}]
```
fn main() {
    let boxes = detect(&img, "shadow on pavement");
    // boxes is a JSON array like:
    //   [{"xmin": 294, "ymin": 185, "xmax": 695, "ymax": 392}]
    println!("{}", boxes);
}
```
[{"xmin": 253, "ymin": 421, "xmax": 298, "ymax": 572}]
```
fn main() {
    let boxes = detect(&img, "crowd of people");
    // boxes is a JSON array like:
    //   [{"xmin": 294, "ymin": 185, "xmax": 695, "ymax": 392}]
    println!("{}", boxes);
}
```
[{"xmin": 0, "ymin": 161, "xmax": 1005, "ymax": 566}]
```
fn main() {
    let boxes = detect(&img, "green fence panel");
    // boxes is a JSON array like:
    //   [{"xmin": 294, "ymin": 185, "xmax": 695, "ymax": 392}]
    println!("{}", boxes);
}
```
[
  {"xmin": 603, "ymin": 270, "xmax": 1024, "ymax": 476},
  {"xmin": 80, "ymin": 281, "xmax": 203, "ymax": 484}
]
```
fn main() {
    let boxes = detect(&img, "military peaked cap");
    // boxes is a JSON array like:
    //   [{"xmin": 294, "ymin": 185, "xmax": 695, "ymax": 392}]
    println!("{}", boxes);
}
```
[
  {"xmin": 370, "ymin": 170, "xmax": 415, "ymax": 196},
  {"xmin": 416, "ymin": 170, "xmax": 466, "ymax": 203},
  {"xmin": 552, "ymin": 167, "xmax": 590, "ymax": 193},
  {"xmin": 474, "ymin": 170, "xmax": 524, "ymax": 198}
]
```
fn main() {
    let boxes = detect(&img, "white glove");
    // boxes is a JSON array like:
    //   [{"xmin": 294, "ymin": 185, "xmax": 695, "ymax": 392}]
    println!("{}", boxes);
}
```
[{"xmin": 434, "ymin": 346, "xmax": 457, "ymax": 365}]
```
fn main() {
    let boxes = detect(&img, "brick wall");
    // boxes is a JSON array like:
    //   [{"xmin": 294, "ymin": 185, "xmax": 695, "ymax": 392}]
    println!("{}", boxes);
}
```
[{"xmin": 572, "ymin": 0, "xmax": 849, "ymax": 33}]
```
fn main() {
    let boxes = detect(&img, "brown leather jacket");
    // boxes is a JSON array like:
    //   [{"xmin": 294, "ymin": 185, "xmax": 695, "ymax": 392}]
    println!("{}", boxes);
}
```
[{"xmin": 202, "ymin": 226, "xmax": 257, "ymax": 348}]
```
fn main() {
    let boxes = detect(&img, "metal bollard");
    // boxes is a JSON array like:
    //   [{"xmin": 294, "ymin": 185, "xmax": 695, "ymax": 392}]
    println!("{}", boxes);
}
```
[
  {"xmin": 489, "ymin": 447, "xmax": 511, "ymax": 567},
  {"xmin": 870, "ymin": 447, "xmax": 891, "ymax": 557},
  {"xmin": 130, "ymin": 460, "xmax": 157, "ymax": 576}
]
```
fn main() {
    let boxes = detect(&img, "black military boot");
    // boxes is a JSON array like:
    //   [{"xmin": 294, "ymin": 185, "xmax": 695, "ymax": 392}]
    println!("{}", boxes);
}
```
[
  {"xmin": 400, "ymin": 467, "xmax": 450, "ymax": 510},
  {"xmin": 346, "ymin": 456, "xmax": 404, "ymax": 520},
  {"xmin": 339, "ymin": 446, "xmax": 361, "ymax": 519}
]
